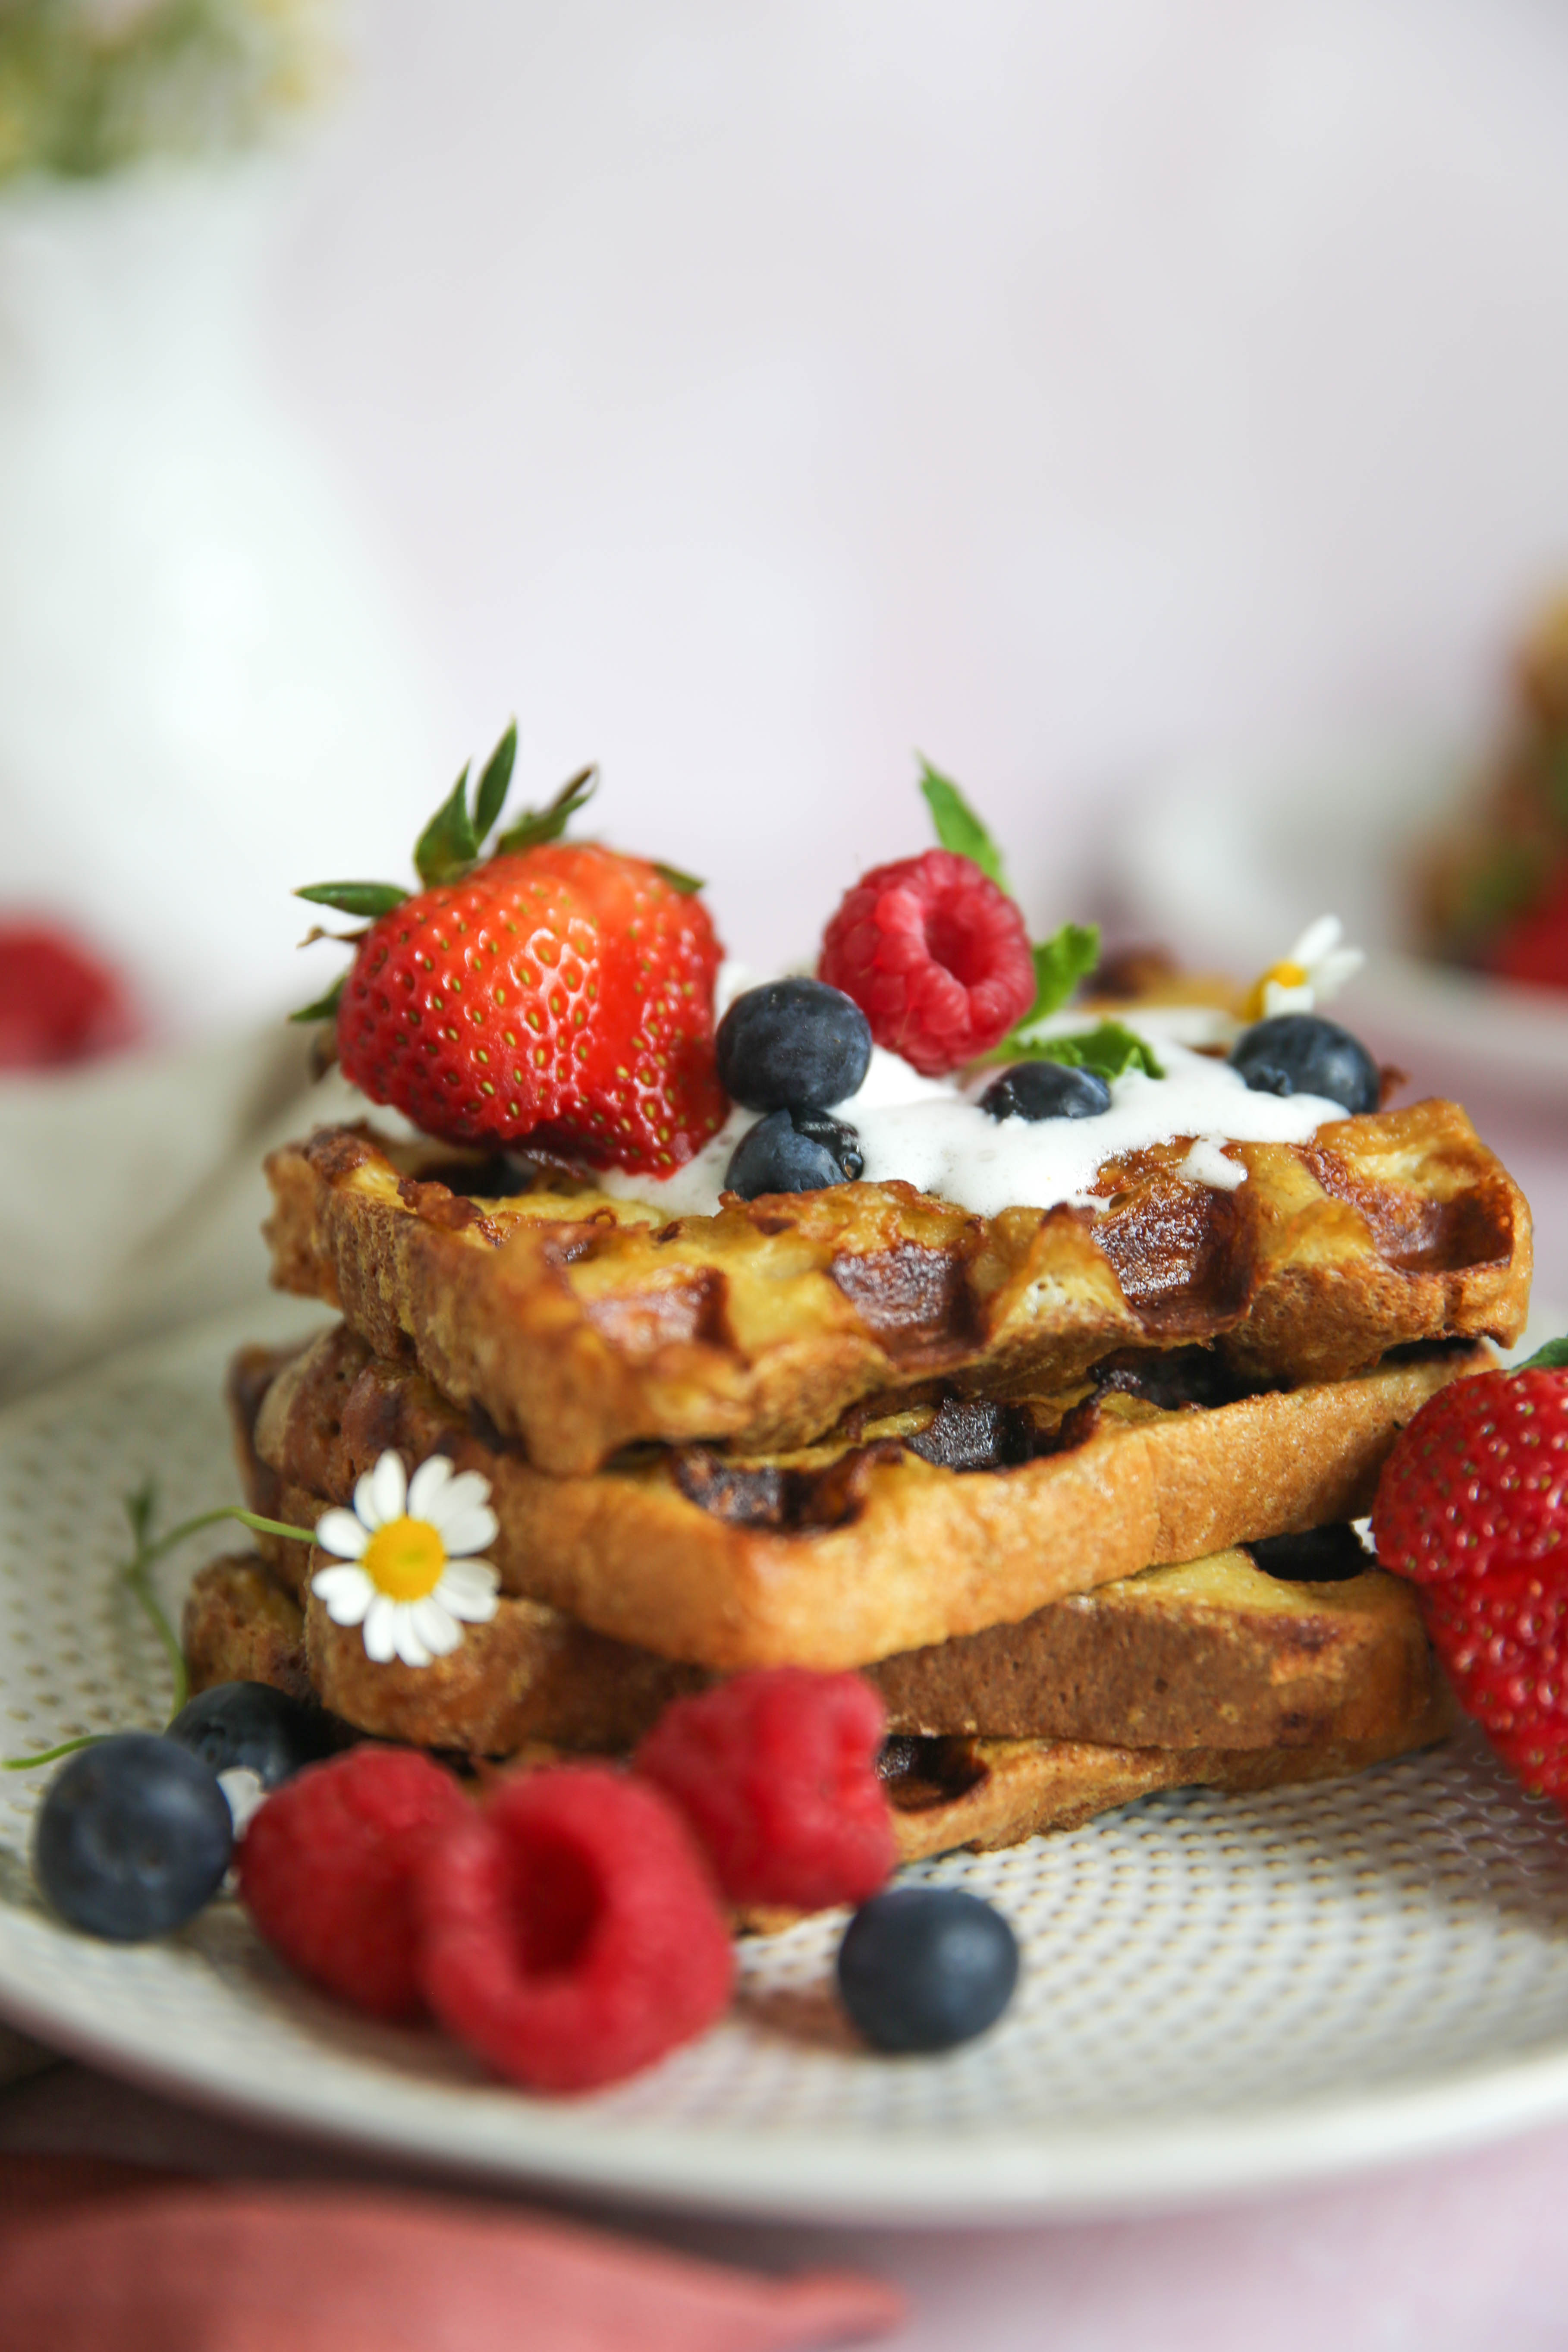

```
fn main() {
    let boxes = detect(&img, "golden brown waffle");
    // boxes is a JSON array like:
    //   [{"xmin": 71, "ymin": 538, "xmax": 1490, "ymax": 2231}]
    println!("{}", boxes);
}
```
[
  {"xmin": 182, "ymin": 1554, "xmax": 1456, "ymax": 1871},
  {"xmin": 264, "ymin": 1103, "xmax": 1529, "ymax": 1474},
  {"xmin": 236, "ymin": 1323, "xmax": 1487, "ymax": 1671}
]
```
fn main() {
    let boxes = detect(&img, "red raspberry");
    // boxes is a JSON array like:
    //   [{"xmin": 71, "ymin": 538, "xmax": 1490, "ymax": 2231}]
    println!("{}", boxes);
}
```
[
  {"xmin": 0, "ymin": 923, "xmax": 138, "ymax": 1069},
  {"xmin": 237, "ymin": 1747, "xmax": 468, "ymax": 2022},
  {"xmin": 1489, "ymin": 865, "xmax": 1568, "ymax": 993},
  {"xmin": 415, "ymin": 1766, "xmax": 733, "ymax": 2093},
  {"xmin": 818, "ymin": 848, "xmax": 1034, "ymax": 1076},
  {"xmin": 634, "ymin": 1668, "xmax": 896, "ymax": 1910},
  {"xmin": 1373, "ymin": 1364, "xmax": 1568, "ymax": 1803}
]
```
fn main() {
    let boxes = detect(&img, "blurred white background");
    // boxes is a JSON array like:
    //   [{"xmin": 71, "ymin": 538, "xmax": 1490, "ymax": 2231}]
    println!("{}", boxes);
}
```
[{"xmin": 252, "ymin": 0, "xmax": 1568, "ymax": 995}]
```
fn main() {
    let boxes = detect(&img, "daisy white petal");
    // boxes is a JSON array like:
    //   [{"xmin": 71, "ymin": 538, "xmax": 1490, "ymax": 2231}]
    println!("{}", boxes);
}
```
[
  {"xmin": 410, "ymin": 1597, "xmax": 463, "ymax": 1656},
  {"xmin": 362, "ymin": 1592, "xmax": 399, "ymax": 1663},
  {"xmin": 313, "ymin": 1507, "xmax": 368, "ymax": 1561},
  {"xmin": 367, "ymin": 1451, "xmax": 408, "ymax": 1530},
  {"xmin": 1290, "ymin": 915, "xmax": 1343, "ymax": 967},
  {"xmin": 436, "ymin": 1559, "xmax": 500, "ymax": 1622},
  {"xmin": 437, "ymin": 1505, "xmax": 500, "ymax": 1560},
  {"xmin": 424, "ymin": 1469, "xmax": 493, "ymax": 1533},
  {"xmin": 406, "ymin": 1456, "xmax": 456, "ymax": 1520},
  {"xmin": 312, "ymin": 1563, "xmax": 373, "ymax": 1626},
  {"xmin": 1262, "ymin": 978, "xmax": 1314, "ymax": 1018},
  {"xmin": 390, "ymin": 1609, "xmax": 434, "ymax": 1669},
  {"xmin": 1313, "ymin": 946, "xmax": 1364, "ymax": 1001}
]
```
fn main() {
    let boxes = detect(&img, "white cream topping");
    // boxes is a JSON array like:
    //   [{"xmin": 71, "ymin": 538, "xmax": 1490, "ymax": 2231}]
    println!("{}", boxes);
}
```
[{"xmin": 597, "ymin": 1004, "xmax": 1343, "ymax": 1223}]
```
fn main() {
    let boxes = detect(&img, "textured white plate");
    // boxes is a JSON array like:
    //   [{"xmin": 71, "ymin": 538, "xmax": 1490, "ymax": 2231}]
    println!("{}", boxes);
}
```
[
  {"xmin": 5, "ymin": 1301, "xmax": 1568, "ymax": 2222},
  {"xmin": 1108, "ymin": 734, "xmax": 1568, "ymax": 1101}
]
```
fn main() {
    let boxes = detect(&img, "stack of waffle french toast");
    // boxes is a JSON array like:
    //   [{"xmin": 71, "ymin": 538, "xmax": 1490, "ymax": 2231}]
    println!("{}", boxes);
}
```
[{"xmin": 187, "ymin": 1055, "xmax": 1531, "ymax": 1884}]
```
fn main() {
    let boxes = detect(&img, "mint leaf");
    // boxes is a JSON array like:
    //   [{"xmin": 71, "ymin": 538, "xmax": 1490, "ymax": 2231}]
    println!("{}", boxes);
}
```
[
  {"xmin": 999, "ymin": 1019, "xmax": 1162, "ymax": 1081},
  {"xmin": 1026, "ymin": 921, "xmax": 1100, "ymax": 1026},
  {"xmin": 1516, "ymin": 1335, "xmax": 1568, "ymax": 1373},
  {"xmin": 473, "ymin": 720, "xmax": 518, "ymax": 847},
  {"xmin": 289, "ymin": 973, "xmax": 346, "ymax": 1025},
  {"xmin": 294, "ymin": 881, "xmax": 408, "ymax": 919},
  {"xmin": 918, "ymin": 757, "xmax": 1009, "ymax": 890},
  {"xmin": 414, "ymin": 763, "xmax": 478, "ymax": 886},
  {"xmin": 653, "ymin": 861, "xmax": 705, "ymax": 895},
  {"xmin": 493, "ymin": 764, "xmax": 598, "ymax": 856}
]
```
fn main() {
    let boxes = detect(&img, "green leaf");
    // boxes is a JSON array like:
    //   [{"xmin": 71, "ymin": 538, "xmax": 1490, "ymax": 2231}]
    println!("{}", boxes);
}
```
[
  {"xmin": 493, "ymin": 764, "xmax": 598, "ymax": 856},
  {"xmin": 999, "ymin": 1019, "xmax": 1163, "ymax": 1081},
  {"xmin": 918, "ymin": 757, "xmax": 1009, "ymax": 890},
  {"xmin": 413, "ymin": 762, "xmax": 478, "ymax": 886},
  {"xmin": 652, "ymin": 861, "xmax": 705, "ymax": 895},
  {"xmin": 1516, "ymin": 1334, "xmax": 1568, "ymax": 1373},
  {"xmin": 1025, "ymin": 921, "xmax": 1100, "ymax": 1026},
  {"xmin": 473, "ymin": 720, "xmax": 518, "ymax": 848},
  {"xmin": 289, "ymin": 973, "xmax": 346, "ymax": 1026},
  {"xmin": 294, "ymin": 881, "xmax": 408, "ymax": 918}
]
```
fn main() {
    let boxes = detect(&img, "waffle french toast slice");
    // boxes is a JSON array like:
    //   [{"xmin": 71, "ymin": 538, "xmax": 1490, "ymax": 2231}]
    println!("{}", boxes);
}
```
[
  {"xmin": 182, "ymin": 1556, "xmax": 1455, "ymax": 1865},
  {"xmin": 263, "ymin": 1101, "xmax": 1529, "ymax": 1474},
  {"xmin": 236, "ymin": 1322, "xmax": 1488, "ymax": 1671}
]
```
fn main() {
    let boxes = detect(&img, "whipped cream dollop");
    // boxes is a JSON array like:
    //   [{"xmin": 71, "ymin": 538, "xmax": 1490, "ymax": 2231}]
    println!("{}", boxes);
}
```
[{"xmin": 598, "ymin": 991, "xmax": 1345, "ymax": 1223}]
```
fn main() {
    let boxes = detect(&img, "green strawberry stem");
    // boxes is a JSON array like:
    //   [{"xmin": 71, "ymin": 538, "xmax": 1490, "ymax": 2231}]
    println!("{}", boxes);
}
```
[
  {"xmin": 1515, "ymin": 1335, "xmax": 1568, "ymax": 1372},
  {"xmin": 2, "ymin": 1489, "xmax": 318, "ymax": 1770}
]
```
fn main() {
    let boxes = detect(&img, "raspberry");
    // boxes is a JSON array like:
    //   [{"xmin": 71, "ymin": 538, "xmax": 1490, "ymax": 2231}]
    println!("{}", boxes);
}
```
[
  {"xmin": 1489, "ymin": 865, "xmax": 1568, "ymax": 992},
  {"xmin": 634, "ymin": 1668, "xmax": 896, "ymax": 1910},
  {"xmin": 415, "ymin": 1766, "xmax": 733, "ymax": 2092},
  {"xmin": 1373, "ymin": 1363, "xmax": 1568, "ymax": 1805},
  {"xmin": 237, "ymin": 1746, "xmax": 468, "ymax": 2021},
  {"xmin": 0, "ymin": 922, "xmax": 138, "ymax": 1069},
  {"xmin": 818, "ymin": 848, "xmax": 1034, "ymax": 1076}
]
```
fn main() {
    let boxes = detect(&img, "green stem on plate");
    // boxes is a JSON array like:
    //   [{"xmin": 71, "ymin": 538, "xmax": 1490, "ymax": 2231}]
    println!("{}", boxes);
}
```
[{"xmin": 2, "ymin": 1491, "xmax": 319, "ymax": 1770}]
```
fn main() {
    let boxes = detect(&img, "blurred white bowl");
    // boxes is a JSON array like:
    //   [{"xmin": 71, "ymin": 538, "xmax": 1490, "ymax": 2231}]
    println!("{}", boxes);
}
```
[{"xmin": 1110, "ymin": 736, "xmax": 1568, "ymax": 1101}]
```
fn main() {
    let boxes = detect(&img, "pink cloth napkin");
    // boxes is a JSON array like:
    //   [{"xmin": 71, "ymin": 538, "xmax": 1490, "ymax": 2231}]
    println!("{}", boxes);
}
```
[{"xmin": 0, "ymin": 2156, "xmax": 904, "ymax": 2351}]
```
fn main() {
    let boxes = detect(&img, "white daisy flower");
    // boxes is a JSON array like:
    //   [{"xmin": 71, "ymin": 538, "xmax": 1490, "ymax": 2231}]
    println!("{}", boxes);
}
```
[
  {"xmin": 310, "ymin": 1452, "xmax": 501, "ymax": 1670},
  {"xmin": 1246, "ymin": 915, "xmax": 1364, "ymax": 1021}
]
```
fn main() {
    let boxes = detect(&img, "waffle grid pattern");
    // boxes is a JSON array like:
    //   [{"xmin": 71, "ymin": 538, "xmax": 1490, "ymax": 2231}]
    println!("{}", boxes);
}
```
[{"xmin": 3, "ymin": 1300, "xmax": 1568, "ymax": 2211}]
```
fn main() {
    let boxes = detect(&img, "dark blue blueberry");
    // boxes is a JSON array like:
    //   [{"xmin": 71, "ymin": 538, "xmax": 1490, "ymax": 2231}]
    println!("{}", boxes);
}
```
[
  {"xmin": 716, "ymin": 979, "xmax": 873, "ymax": 1112},
  {"xmin": 167, "ymin": 1681, "xmax": 339, "ymax": 1792},
  {"xmin": 836, "ymin": 1885, "xmax": 1019, "ymax": 2053},
  {"xmin": 980, "ymin": 1061, "xmax": 1112, "ymax": 1122},
  {"xmin": 1229, "ymin": 1014, "xmax": 1379, "ymax": 1115},
  {"xmin": 726, "ymin": 1107, "xmax": 863, "ymax": 1199},
  {"xmin": 32, "ymin": 1732, "xmax": 233, "ymax": 1942}
]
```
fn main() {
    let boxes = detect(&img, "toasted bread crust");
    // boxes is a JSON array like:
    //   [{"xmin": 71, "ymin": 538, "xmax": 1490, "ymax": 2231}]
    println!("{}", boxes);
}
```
[
  {"xmin": 183, "ymin": 1554, "xmax": 1455, "ymax": 1877},
  {"xmin": 241, "ymin": 1322, "xmax": 1488, "ymax": 1670},
  {"xmin": 263, "ymin": 1105, "xmax": 1530, "ymax": 1473},
  {"xmin": 885, "ymin": 1695, "xmax": 1458, "ymax": 1861},
  {"xmin": 183, "ymin": 1554, "xmax": 310, "ymax": 1703}
]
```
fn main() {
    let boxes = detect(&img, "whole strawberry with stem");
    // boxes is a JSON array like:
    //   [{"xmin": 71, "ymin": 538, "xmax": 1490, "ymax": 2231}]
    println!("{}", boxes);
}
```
[
  {"xmin": 295, "ymin": 727, "xmax": 727, "ymax": 1174},
  {"xmin": 1372, "ymin": 1340, "xmax": 1568, "ymax": 1803}
]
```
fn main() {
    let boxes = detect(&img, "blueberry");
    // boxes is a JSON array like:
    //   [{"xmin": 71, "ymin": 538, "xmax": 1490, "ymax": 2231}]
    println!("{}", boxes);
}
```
[
  {"xmin": 167, "ymin": 1681, "xmax": 339, "ymax": 1792},
  {"xmin": 726, "ymin": 1107, "xmax": 864, "ymax": 1199},
  {"xmin": 1229, "ymin": 1014, "xmax": 1379, "ymax": 1115},
  {"xmin": 716, "ymin": 979, "xmax": 873, "ymax": 1112},
  {"xmin": 980, "ymin": 1062, "xmax": 1112, "ymax": 1122},
  {"xmin": 836, "ymin": 1886, "xmax": 1019, "ymax": 2053},
  {"xmin": 33, "ymin": 1732, "xmax": 233, "ymax": 1942}
]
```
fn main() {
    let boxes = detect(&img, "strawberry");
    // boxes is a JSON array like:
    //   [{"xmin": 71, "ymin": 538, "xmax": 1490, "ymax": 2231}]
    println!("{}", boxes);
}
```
[
  {"xmin": 295, "ymin": 729, "xmax": 728, "ymax": 1173},
  {"xmin": 1371, "ymin": 1346, "xmax": 1568, "ymax": 1803}
]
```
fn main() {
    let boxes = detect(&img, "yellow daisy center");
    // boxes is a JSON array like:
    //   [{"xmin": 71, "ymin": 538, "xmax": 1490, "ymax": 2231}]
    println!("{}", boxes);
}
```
[
  {"xmin": 360, "ymin": 1516, "xmax": 447, "ymax": 1603},
  {"xmin": 1242, "ymin": 959, "xmax": 1308, "ymax": 1021}
]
